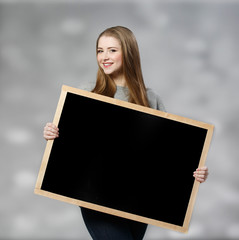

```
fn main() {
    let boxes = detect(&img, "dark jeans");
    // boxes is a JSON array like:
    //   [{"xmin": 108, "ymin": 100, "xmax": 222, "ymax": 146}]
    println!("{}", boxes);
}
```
[{"xmin": 81, "ymin": 208, "xmax": 148, "ymax": 240}]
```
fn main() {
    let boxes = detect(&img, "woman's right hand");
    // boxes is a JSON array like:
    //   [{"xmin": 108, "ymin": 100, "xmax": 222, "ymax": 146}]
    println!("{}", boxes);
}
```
[{"xmin": 43, "ymin": 123, "xmax": 59, "ymax": 140}]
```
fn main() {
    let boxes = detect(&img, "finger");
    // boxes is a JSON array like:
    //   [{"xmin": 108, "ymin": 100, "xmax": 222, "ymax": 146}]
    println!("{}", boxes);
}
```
[
  {"xmin": 44, "ymin": 130, "xmax": 59, "ymax": 138},
  {"xmin": 197, "ymin": 166, "xmax": 208, "ymax": 171},
  {"xmin": 46, "ymin": 122, "xmax": 54, "ymax": 128},
  {"xmin": 194, "ymin": 170, "xmax": 208, "ymax": 176},
  {"xmin": 43, "ymin": 131, "xmax": 58, "ymax": 138},
  {"xmin": 46, "ymin": 123, "xmax": 59, "ymax": 130},
  {"xmin": 195, "ymin": 170, "xmax": 207, "ymax": 175},
  {"xmin": 196, "ymin": 177, "xmax": 205, "ymax": 183},
  {"xmin": 194, "ymin": 172, "xmax": 208, "ymax": 182},
  {"xmin": 48, "ymin": 127, "xmax": 59, "ymax": 134},
  {"xmin": 44, "ymin": 133, "xmax": 59, "ymax": 140},
  {"xmin": 46, "ymin": 131, "xmax": 59, "ymax": 137},
  {"xmin": 44, "ymin": 126, "xmax": 59, "ymax": 134},
  {"xmin": 46, "ymin": 135, "xmax": 58, "ymax": 140},
  {"xmin": 194, "ymin": 174, "xmax": 206, "ymax": 179}
]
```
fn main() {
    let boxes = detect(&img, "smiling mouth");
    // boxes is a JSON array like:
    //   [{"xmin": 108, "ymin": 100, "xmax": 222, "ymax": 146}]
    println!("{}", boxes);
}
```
[{"xmin": 103, "ymin": 63, "xmax": 113, "ymax": 68}]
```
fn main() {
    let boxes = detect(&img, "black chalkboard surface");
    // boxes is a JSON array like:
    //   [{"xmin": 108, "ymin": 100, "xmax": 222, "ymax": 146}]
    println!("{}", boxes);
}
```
[{"xmin": 35, "ymin": 85, "xmax": 214, "ymax": 233}]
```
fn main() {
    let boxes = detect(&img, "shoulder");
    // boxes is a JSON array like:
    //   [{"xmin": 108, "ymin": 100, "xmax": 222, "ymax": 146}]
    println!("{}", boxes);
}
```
[
  {"xmin": 146, "ymin": 88, "xmax": 166, "ymax": 112},
  {"xmin": 77, "ymin": 82, "xmax": 96, "ymax": 92}
]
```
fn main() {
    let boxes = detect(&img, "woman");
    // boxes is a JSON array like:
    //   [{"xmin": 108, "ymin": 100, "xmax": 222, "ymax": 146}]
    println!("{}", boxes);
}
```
[{"xmin": 44, "ymin": 26, "xmax": 209, "ymax": 240}]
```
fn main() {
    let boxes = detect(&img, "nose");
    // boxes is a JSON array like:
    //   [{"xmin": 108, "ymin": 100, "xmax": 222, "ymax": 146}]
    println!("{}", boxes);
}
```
[{"xmin": 103, "ymin": 51, "xmax": 109, "ymax": 61}]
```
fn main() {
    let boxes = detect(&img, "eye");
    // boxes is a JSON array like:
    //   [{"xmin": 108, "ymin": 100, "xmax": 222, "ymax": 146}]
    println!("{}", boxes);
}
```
[
  {"xmin": 110, "ymin": 49, "xmax": 117, "ymax": 53},
  {"xmin": 97, "ymin": 49, "xmax": 103, "ymax": 54}
]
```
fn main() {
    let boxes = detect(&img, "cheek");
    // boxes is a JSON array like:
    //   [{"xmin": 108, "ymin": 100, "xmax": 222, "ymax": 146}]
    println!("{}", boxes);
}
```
[
  {"xmin": 97, "ymin": 55, "xmax": 104, "ymax": 69},
  {"xmin": 114, "ymin": 54, "xmax": 123, "ymax": 65},
  {"xmin": 97, "ymin": 55, "xmax": 101, "ymax": 64}
]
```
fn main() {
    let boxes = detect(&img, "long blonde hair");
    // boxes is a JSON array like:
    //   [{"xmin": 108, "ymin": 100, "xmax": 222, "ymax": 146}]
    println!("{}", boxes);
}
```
[{"xmin": 92, "ymin": 26, "xmax": 150, "ymax": 107}]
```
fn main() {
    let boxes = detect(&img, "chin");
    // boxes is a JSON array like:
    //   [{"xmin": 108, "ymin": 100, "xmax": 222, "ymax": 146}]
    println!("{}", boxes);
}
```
[{"xmin": 104, "ymin": 70, "xmax": 114, "ymax": 75}]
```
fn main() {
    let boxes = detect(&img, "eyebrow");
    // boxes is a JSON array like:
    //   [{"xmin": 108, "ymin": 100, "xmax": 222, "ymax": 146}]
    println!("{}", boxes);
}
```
[{"xmin": 97, "ymin": 47, "xmax": 119, "ymax": 49}]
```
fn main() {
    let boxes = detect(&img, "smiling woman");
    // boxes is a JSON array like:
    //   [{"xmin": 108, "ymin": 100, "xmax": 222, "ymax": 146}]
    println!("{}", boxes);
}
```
[{"xmin": 43, "ymin": 26, "xmax": 209, "ymax": 240}]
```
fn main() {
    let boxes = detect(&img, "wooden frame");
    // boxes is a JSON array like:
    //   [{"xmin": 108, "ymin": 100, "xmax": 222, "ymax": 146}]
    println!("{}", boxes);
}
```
[{"xmin": 35, "ymin": 85, "xmax": 214, "ymax": 233}]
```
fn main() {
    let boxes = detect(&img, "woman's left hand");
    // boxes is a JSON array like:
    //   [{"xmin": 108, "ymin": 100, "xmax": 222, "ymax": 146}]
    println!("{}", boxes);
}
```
[{"xmin": 193, "ymin": 166, "xmax": 209, "ymax": 183}]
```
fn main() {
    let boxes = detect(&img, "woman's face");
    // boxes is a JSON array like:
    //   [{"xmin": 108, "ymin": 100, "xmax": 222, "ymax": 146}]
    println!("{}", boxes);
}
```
[{"xmin": 97, "ymin": 36, "xmax": 123, "ymax": 78}]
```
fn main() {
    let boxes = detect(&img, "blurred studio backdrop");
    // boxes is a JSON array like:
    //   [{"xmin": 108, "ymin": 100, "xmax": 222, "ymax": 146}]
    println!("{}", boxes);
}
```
[{"xmin": 0, "ymin": 0, "xmax": 239, "ymax": 239}]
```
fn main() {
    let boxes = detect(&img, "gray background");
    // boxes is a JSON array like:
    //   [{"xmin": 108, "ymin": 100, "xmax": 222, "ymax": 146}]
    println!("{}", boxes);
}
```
[{"xmin": 0, "ymin": 0, "xmax": 239, "ymax": 239}]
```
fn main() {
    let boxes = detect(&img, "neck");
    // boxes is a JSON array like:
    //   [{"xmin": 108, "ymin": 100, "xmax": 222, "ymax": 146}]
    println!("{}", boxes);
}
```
[{"xmin": 112, "ymin": 74, "xmax": 127, "ymax": 87}]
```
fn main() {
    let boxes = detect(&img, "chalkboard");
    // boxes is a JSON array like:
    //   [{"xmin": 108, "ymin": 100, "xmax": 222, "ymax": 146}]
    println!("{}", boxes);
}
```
[{"xmin": 35, "ymin": 85, "xmax": 214, "ymax": 233}]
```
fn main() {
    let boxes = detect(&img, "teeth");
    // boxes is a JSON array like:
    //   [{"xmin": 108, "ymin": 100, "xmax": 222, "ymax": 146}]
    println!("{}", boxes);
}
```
[{"xmin": 104, "ymin": 63, "xmax": 112, "ymax": 66}]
